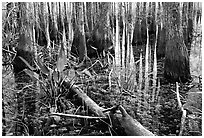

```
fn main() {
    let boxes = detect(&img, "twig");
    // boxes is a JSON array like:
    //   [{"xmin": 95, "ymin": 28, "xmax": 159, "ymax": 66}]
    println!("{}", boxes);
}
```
[
  {"xmin": 50, "ymin": 113, "xmax": 107, "ymax": 119},
  {"xmin": 121, "ymin": 89, "xmax": 137, "ymax": 98},
  {"xmin": 179, "ymin": 109, "xmax": 186, "ymax": 136},
  {"xmin": 109, "ymin": 67, "xmax": 113, "ymax": 89},
  {"xmin": 87, "ymin": 59, "xmax": 103, "ymax": 70},
  {"xmin": 102, "ymin": 105, "xmax": 118, "ymax": 113},
  {"xmin": 176, "ymin": 82, "xmax": 182, "ymax": 109},
  {"xmin": 176, "ymin": 82, "xmax": 187, "ymax": 136},
  {"xmin": 170, "ymin": 89, "xmax": 184, "ymax": 100},
  {"xmin": 2, "ymin": 48, "xmax": 16, "ymax": 54}
]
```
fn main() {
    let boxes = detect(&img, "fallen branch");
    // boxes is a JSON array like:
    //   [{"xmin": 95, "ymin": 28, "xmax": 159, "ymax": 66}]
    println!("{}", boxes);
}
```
[
  {"xmin": 63, "ymin": 81, "xmax": 106, "ymax": 117},
  {"xmin": 51, "ymin": 112, "xmax": 107, "ymax": 119},
  {"xmin": 176, "ymin": 82, "xmax": 187, "ymax": 136},
  {"xmin": 63, "ymin": 80, "xmax": 155, "ymax": 136},
  {"xmin": 117, "ymin": 105, "xmax": 155, "ymax": 136},
  {"xmin": 179, "ymin": 110, "xmax": 186, "ymax": 136}
]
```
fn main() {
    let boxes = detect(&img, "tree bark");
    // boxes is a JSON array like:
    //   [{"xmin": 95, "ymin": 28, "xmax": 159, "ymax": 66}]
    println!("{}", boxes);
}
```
[
  {"xmin": 12, "ymin": 3, "xmax": 36, "ymax": 135},
  {"xmin": 164, "ymin": 2, "xmax": 191, "ymax": 83},
  {"xmin": 62, "ymin": 80, "xmax": 155, "ymax": 136}
]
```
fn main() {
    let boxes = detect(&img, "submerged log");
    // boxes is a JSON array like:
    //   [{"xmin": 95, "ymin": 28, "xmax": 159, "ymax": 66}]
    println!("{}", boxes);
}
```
[{"xmin": 62, "ymin": 81, "xmax": 155, "ymax": 136}]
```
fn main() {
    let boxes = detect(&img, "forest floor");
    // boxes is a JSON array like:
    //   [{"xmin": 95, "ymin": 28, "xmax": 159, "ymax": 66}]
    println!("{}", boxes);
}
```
[
  {"xmin": 2, "ymin": 23, "xmax": 202, "ymax": 136},
  {"xmin": 2, "ymin": 52, "xmax": 202, "ymax": 135}
]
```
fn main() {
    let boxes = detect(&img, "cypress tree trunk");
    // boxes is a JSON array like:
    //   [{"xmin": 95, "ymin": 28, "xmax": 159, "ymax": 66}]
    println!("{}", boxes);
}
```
[
  {"xmin": 12, "ymin": 3, "xmax": 36, "ymax": 135},
  {"xmin": 164, "ymin": 2, "xmax": 191, "ymax": 83}
]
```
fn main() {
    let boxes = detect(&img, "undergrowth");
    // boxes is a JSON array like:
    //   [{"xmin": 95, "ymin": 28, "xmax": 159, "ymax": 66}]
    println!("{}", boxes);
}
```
[{"xmin": 2, "ymin": 53, "xmax": 202, "ymax": 135}]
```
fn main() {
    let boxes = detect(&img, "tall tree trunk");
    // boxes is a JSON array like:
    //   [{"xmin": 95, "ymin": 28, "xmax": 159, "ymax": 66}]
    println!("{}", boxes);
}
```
[
  {"xmin": 67, "ymin": 2, "xmax": 73, "ymax": 58},
  {"xmin": 152, "ymin": 2, "xmax": 158, "ymax": 102},
  {"xmin": 164, "ymin": 2, "xmax": 191, "ymax": 83},
  {"xmin": 114, "ymin": 2, "xmax": 121, "ymax": 81},
  {"xmin": 74, "ymin": 2, "xmax": 87, "ymax": 61},
  {"xmin": 144, "ymin": 2, "xmax": 149, "ymax": 91},
  {"xmin": 127, "ymin": 2, "xmax": 137, "ymax": 92},
  {"xmin": 157, "ymin": 2, "xmax": 166, "ymax": 59},
  {"xmin": 183, "ymin": 2, "xmax": 193, "ymax": 56},
  {"xmin": 13, "ymin": 3, "xmax": 36, "ymax": 135}
]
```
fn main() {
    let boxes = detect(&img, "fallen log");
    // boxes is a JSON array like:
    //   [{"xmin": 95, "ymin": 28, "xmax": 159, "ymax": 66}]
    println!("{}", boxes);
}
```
[
  {"xmin": 117, "ymin": 105, "xmax": 154, "ymax": 136},
  {"xmin": 63, "ymin": 81, "xmax": 106, "ymax": 117},
  {"xmin": 62, "ymin": 80, "xmax": 155, "ymax": 136}
]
